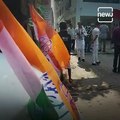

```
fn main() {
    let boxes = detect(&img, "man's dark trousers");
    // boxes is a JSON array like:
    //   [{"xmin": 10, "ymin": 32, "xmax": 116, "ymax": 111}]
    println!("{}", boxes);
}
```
[{"xmin": 113, "ymin": 45, "xmax": 120, "ymax": 72}]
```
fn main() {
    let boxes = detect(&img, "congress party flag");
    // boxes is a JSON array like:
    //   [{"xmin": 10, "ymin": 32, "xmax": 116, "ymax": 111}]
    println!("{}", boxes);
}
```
[
  {"xmin": 29, "ymin": 5, "xmax": 70, "ymax": 69},
  {"xmin": 32, "ymin": 69, "xmax": 73, "ymax": 120},
  {"xmin": 0, "ymin": 1, "xmax": 80, "ymax": 120},
  {"xmin": 0, "ymin": 20, "xmax": 73, "ymax": 120},
  {"xmin": 30, "ymin": 5, "xmax": 61, "ymax": 75},
  {"xmin": 0, "ymin": 20, "xmax": 58, "ymax": 120}
]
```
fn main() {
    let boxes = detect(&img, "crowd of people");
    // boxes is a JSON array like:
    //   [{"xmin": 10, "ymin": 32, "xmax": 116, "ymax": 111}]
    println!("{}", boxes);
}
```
[
  {"xmin": 58, "ymin": 20, "xmax": 120, "ymax": 87},
  {"xmin": 59, "ymin": 21, "xmax": 103, "ymax": 65}
]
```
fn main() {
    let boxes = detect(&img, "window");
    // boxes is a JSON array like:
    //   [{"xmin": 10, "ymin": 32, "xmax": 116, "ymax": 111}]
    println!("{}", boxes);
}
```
[{"xmin": 65, "ymin": 0, "xmax": 71, "ymax": 10}]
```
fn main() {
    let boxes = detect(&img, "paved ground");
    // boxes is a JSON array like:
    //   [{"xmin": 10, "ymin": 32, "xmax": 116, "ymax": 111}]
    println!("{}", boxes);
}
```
[{"xmin": 69, "ymin": 50, "xmax": 120, "ymax": 120}]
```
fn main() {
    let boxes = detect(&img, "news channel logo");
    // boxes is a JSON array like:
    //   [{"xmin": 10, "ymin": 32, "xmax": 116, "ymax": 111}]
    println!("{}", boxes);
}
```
[{"xmin": 97, "ymin": 7, "xmax": 113, "ymax": 23}]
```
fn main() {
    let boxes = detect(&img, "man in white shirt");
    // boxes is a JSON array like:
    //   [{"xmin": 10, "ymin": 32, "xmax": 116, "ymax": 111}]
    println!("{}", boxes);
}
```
[
  {"xmin": 75, "ymin": 22, "xmax": 87, "ymax": 62},
  {"xmin": 91, "ymin": 23, "xmax": 100, "ymax": 65}
]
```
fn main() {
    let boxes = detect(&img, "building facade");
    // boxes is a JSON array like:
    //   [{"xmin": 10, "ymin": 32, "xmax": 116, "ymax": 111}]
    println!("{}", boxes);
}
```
[
  {"xmin": 53, "ymin": 0, "xmax": 76, "ymax": 29},
  {"xmin": 53, "ymin": 0, "xmax": 120, "ymax": 29},
  {"xmin": 77, "ymin": 0, "xmax": 120, "ymax": 25}
]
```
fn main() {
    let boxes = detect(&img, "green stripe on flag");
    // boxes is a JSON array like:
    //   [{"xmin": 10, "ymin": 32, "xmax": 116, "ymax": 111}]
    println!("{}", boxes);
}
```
[{"xmin": 27, "ymin": 87, "xmax": 59, "ymax": 120}]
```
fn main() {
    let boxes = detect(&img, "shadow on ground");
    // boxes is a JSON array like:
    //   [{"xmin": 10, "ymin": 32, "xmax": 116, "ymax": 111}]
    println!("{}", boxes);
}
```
[{"xmin": 67, "ymin": 57, "xmax": 120, "ymax": 102}]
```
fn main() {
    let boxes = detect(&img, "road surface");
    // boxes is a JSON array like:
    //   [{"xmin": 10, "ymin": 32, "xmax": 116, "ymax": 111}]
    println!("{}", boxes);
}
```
[{"xmin": 70, "ymin": 52, "xmax": 120, "ymax": 120}]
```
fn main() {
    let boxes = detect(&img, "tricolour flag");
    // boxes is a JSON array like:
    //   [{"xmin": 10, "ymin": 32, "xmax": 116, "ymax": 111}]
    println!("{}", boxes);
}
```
[
  {"xmin": 0, "ymin": 20, "xmax": 58, "ymax": 120},
  {"xmin": 0, "ymin": 1, "xmax": 80, "ymax": 119},
  {"xmin": 29, "ymin": 5, "xmax": 61, "ymax": 75},
  {"xmin": 29, "ymin": 5, "xmax": 70, "ymax": 69},
  {"xmin": 0, "ymin": 21, "xmax": 73, "ymax": 119}
]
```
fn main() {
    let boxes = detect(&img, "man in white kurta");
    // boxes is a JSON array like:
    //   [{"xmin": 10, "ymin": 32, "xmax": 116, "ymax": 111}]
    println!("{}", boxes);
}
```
[
  {"xmin": 75, "ymin": 22, "xmax": 87, "ymax": 62},
  {"xmin": 91, "ymin": 23, "xmax": 100, "ymax": 65}
]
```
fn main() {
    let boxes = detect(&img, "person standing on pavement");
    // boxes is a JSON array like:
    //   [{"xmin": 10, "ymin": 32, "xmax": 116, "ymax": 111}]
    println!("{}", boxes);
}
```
[
  {"xmin": 85, "ymin": 24, "xmax": 93, "ymax": 53},
  {"xmin": 75, "ymin": 22, "xmax": 87, "ymax": 62},
  {"xmin": 91, "ymin": 22, "xmax": 100, "ymax": 65},
  {"xmin": 112, "ymin": 22, "xmax": 120, "ymax": 73},
  {"xmin": 58, "ymin": 22, "xmax": 72, "ymax": 83},
  {"xmin": 67, "ymin": 23, "xmax": 75, "ymax": 52},
  {"xmin": 99, "ymin": 24, "xmax": 109, "ymax": 52}
]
